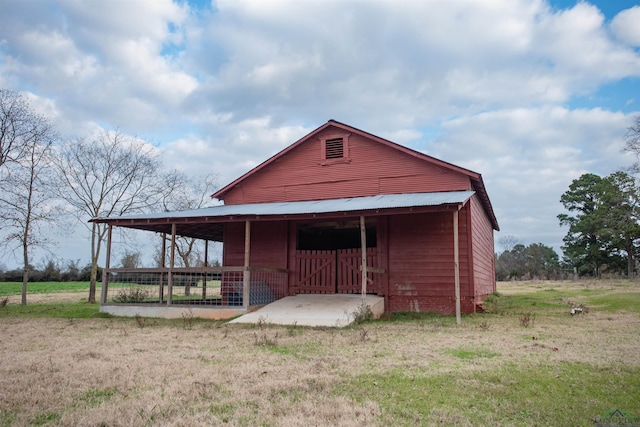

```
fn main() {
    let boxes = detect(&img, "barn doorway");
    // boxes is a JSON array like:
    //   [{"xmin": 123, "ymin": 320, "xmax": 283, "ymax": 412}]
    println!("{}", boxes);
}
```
[{"xmin": 294, "ymin": 220, "xmax": 380, "ymax": 294}]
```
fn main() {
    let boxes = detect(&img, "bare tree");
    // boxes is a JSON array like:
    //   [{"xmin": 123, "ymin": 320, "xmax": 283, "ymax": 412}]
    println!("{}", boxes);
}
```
[
  {"xmin": 156, "ymin": 172, "xmax": 218, "ymax": 295},
  {"xmin": 0, "ymin": 89, "xmax": 49, "ymax": 169},
  {"xmin": 120, "ymin": 250, "xmax": 141, "ymax": 269},
  {"xmin": 624, "ymin": 115, "xmax": 640, "ymax": 174},
  {"xmin": 497, "ymin": 235, "xmax": 521, "ymax": 254},
  {"xmin": 54, "ymin": 129, "xmax": 169, "ymax": 303},
  {"xmin": 0, "ymin": 127, "xmax": 57, "ymax": 305}
]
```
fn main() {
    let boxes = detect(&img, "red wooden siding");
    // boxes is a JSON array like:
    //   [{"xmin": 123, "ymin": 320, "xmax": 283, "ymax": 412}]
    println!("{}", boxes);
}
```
[
  {"xmin": 386, "ymin": 211, "xmax": 474, "ymax": 314},
  {"xmin": 222, "ymin": 129, "xmax": 472, "ymax": 205},
  {"xmin": 469, "ymin": 194, "xmax": 496, "ymax": 300},
  {"xmin": 223, "ymin": 221, "xmax": 289, "ymax": 268},
  {"xmin": 222, "ymin": 209, "xmax": 486, "ymax": 313}
]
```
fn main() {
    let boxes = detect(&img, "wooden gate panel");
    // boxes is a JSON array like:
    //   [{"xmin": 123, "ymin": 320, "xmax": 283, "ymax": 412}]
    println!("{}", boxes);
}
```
[
  {"xmin": 337, "ymin": 248, "xmax": 379, "ymax": 294},
  {"xmin": 295, "ymin": 250, "xmax": 336, "ymax": 294},
  {"xmin": 296, "ymin": 248, "xmax": 382, "ymax": 294}
]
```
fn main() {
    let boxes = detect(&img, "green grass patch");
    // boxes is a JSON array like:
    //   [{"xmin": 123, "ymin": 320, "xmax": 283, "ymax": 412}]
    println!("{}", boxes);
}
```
[
  {"xmin": 30, "ymin": 412, "xmax": 60, "ymax": 426},
  {"xmin": 338, "ymin": 362, "xmax": 640, "ymax": 426},
  {"xmin": 444, "ymin": 347, "xmax": 499, "ymax": 359},
  {"xmin": 388, "ymin": 311, "xmax": 459, "ymax": 327},
  {"xmin": 484, "ymin": 287, "xmax": 640, "ymax": 316},
  {"xmin": 0, "ymin": 410, "xmax": 16, "ymax": 427},
  {"xmin": 0, "ymin": 281, "xmax": 90, "ymax": 295},
  {"xmin": 484, "ymin": 290, "xmax": 568, "ymax": 315},
  {"xmin": 265, "ymin": 341, "xmax": 324, "ymax": 358},
  {"xmin": 80, "ymin": 388, "xmax": 117, "ymax": 407},
  {"xmin": 584, "ymin": 292, "xmax": 640, "ymax": 314},
  {"xmin": 0, "ymin": 301, "xmax": 100, "ymax": 318}
]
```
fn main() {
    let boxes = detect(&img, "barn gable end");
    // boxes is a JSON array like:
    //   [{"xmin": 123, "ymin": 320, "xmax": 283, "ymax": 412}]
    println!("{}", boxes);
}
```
[{"xmin": 213, "ymin": 121, "xmax": 496, "ymax": 232}]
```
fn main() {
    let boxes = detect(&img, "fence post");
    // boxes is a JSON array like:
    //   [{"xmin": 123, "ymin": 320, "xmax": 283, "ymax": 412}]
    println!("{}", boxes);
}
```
[
  {"xmin": 454, "ymin": 209, "xmax": 461, "ymax": 325},
  {"xmin": 100, "ymin": 225, "xmax": 112, "ymax": 304},
  {"xmin": 202, "ymin": 240, "xmax": 208, "ymax": 300},
  {"xmin": 168, "ymin": 223, "xmax": 176, "ymax": 305},
  {"xmin": 243, "ymin": 221, "xmax": 251, "ymax": 308},
  {"xmin": 160, "ymin": 233, "xmax": 166, "ymax": 302},
  {"xmin": 360, "ymin": 216, "xmax": 367, "ymax": 303}
]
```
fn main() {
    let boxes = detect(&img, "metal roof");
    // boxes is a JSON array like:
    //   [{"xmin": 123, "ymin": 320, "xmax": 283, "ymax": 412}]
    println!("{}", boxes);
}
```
[
  {"xmin": 94, "ymin": 191, "xmax": 475, "ymax": 221},
  {"xmin": 91, "ymin": 191, "xmax": 475, "ymax": 241}
]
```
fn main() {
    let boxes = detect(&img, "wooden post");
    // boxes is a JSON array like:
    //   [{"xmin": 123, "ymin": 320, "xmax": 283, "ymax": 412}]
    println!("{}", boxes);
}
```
[
  {"xmin": 360, "ymin": 216, "xmax": 367, "ymax": 302},
  {"xmin": 202, "ymin": 240, "xmax": 208, "ymax": 300},
  {"xmin": 168, "ymin": 224, "xmax": 176, "ymax": 305},
  {"xmin": 243, "ymin": 221, "xmax": 251, "ymax": 308},
  {"xmin": 453, "ymin": 209, "xmax": 461, "ymax": 325},
  {"xmin": 100, "ymin": 225, "xmax": 112, "ymax": 304},
  {"xmin": 159, "ymin": 233, "xmax": 166, "ymax": 302}
]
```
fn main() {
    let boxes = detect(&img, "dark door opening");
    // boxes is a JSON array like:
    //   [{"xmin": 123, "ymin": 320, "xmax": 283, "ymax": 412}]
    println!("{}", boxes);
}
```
[
  {"xmin": 297, "ymin": 219, "xmax": 376, "ymax": 251},
  {"xmin": 295, "ymin": 219, "xmax": 379, "ymax": 294}
]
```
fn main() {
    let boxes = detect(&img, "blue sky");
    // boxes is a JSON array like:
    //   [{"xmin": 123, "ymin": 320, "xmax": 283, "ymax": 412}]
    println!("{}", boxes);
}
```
[{"xmin": 0, "ymin": 0, "xmax": 639, "ymax": 268}]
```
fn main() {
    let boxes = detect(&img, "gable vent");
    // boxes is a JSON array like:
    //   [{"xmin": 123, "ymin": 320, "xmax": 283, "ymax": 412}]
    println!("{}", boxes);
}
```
[{"xmin": 325, "ymin": 138, "xmax": 344, "ymax": 159}]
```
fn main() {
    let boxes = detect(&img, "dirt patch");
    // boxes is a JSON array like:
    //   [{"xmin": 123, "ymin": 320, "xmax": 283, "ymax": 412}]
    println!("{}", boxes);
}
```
[{"xmin": 3, "ymin": 292, "xmax": 87, "ymax": 305}]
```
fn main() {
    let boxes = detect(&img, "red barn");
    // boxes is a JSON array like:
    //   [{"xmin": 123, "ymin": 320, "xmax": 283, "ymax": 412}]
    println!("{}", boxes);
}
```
[{"xmin": 93, "ymin": 120, "xmax": 498, "ymax": 318}]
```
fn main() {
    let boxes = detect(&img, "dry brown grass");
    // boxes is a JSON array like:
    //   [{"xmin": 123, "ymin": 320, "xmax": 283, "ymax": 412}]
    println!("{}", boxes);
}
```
[
  {"xmin": 497, "ymin": 278, "xmax": 637, "ymax": 294},
  {"xmin": 1, "ymin": 281, "xmax": 639, "ymax": 426}
]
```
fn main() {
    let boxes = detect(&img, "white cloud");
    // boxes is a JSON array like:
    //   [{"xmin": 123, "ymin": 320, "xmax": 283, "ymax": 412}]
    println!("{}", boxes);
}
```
[
  {"xmin": 0, "ymin": 0, "xmax": 197, "ymax": 133},
  {"xmin": 163, "ymin": 118, "xmax": 311, "ymax": 183},
  {"xmin": 611, "ymin": 6, "xmax": 640, "ymax": 46},
  {"xmin": 429, "ymin": 106, "xmax": 634, "ymax": 251}
]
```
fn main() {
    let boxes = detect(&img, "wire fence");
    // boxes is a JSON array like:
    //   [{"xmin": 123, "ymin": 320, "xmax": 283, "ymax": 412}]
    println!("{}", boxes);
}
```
[{"xmin": 102, "ymin": 267, "xmax": 288, "ymax": 307}]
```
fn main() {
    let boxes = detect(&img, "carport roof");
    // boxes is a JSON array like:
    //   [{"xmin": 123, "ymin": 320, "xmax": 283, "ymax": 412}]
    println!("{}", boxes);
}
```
[{"xmin": 91, "ymin": 190, "xmax": 475, "ymax": 241}]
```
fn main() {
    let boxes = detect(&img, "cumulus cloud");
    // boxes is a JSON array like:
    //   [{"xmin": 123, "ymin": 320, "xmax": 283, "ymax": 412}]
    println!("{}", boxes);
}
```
[
  {"xmin": 611, "ymin": 6, "xmax": 640, "ymax": 46},
  {"xmin": 0, "ymin": 0, "xmax": 196, "ymax": 133},
  {"xmin": 429, "ymin": 106, "xmax": 634, "ymax": 249},
  {"xmin": 163, "ymin": 117, "xmax": 311, "ymax": 181},
  {"xmin": 178, "ymin": 0, "xmax": 640, "ymax": 131}
]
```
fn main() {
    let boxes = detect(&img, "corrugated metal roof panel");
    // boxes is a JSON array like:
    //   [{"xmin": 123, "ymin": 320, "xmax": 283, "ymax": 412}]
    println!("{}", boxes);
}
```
[{"xmin": 93, "ymin": 191, "xmax": 475, "ymax": 222}]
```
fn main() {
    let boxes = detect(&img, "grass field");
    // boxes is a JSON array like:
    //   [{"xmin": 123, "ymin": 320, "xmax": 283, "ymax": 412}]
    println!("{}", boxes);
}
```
[
  {"xmin": 0, "ymin": 281, "xmax": 92, "ymax": 295},
  {"xmin": 0, "ymin": 280, "xmax": 639, "ymax": 426}
]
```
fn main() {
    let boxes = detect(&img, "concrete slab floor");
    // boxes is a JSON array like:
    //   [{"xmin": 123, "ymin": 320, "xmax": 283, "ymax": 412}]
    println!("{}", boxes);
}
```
[{"xmin": 228, "ymin": 294, "xmax": 385, "ymax": 328}]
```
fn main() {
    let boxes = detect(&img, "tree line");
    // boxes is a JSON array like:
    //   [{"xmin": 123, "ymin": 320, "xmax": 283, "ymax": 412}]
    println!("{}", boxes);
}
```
[
  {"xmin": 495, "ymin": 240, "xmax": 561, "ymax": 281},
  {"xmin": 0, "ymin": 89, "xmax": 218, "ymax": 304},
  {"xmin": 0, "ymin": 259, "xmax": 100, "ymax": 283},
  {"xmin": 497, "ymin": 116, "xmax": 640, "ymax": 281}
]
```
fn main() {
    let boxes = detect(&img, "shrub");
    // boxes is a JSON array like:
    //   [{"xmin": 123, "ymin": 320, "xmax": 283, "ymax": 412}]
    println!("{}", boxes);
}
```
[
  {"xmin": 519, "ymin": 312, "xmax": 535, "ymax": 328},
  {"xmin": 352, "ymin": 303, "xmax": 374, "ymax": 324},
  {"xmin": 482, "ymin": 292, "xmax": 502, "ymax": 314},
  {"xmin": 113, "ymin": 287, "xmax": 150, "ymax": 303}
]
